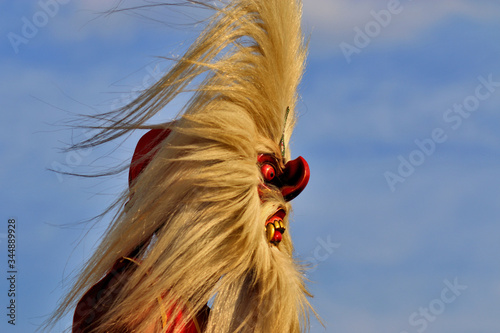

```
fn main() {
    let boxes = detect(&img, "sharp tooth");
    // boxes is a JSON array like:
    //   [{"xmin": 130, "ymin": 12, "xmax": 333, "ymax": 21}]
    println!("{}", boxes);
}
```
[{"xmin": 266, "ymin": 223, "xmax": 275, "ymax": 242}]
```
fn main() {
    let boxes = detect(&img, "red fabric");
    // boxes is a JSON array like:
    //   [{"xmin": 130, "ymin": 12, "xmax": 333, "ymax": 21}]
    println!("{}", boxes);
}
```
[
  {"xmin": 73, "ymin": 258, "xmax": 209, "ymax": 333},
  {"xmin": 73, "ymin": 258, "xmax": 132, "ymax": 333}
]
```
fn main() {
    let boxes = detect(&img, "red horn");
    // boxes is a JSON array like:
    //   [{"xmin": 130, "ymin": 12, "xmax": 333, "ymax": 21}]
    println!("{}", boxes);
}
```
[{"xmin": 129, "ymin": 128, "xmax": 172, "ymax": 187}]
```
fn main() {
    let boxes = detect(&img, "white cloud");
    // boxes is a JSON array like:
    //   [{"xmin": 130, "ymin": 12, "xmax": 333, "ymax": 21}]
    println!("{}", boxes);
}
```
[
  {"xmin": 46, "ymin": 1, "xmax": 139, "ymax": 42},
  {"xmin": 46, "ymin": 0, "xmax": 211, "ymax": 42},
  {"xmin": 302, "ymin": 0, "xmax": 500, "ymax": 47},
  {"xmin": 297, "ymin": 63, "xmax": 500, "ymax": 151}
]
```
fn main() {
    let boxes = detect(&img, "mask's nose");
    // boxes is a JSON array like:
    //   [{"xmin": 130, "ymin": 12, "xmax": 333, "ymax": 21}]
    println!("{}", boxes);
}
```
[{"xmin": 281, "ymin": 156, "xmax": 310, "ymax": 201}]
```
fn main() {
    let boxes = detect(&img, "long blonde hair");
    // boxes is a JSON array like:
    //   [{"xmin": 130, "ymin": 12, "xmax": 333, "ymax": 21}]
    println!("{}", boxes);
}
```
[{"xmin": 49, "ymin": 0, "xmax": 314, "ymax": 331}]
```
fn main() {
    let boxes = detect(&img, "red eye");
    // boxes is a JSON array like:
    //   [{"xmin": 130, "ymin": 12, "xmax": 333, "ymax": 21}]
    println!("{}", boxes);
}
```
[{"xmin": 261, "ymin": 164, "xmax": 276, "ymax": 181}]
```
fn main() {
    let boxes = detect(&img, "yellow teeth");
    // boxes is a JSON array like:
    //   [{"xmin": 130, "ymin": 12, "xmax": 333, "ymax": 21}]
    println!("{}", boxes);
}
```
[
  {"xmin": 277, "ymin": 220, "xmax": 285, "ymax": 230},
  {"xmin": 266, "ymin": 223, "xmax": 275, "ymax": 242},
  {"xmin": 265, "ymin": 219, "xmax": 286, "ymax": 243}
]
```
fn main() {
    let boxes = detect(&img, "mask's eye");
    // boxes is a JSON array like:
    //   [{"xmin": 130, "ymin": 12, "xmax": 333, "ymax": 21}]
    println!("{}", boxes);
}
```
[{"xmin": 261, "ymin": 164, "xmax": 276, "ymax": 182}]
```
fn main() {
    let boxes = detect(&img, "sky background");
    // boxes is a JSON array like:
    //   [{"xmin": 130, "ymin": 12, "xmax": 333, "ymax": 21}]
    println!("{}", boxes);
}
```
[{"xmin": 1, "ymin": 0, "xmax": 500, "ymax": 332}]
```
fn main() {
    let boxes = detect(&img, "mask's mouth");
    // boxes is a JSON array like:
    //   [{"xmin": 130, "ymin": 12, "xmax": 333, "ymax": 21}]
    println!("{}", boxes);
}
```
[{"xmin": 265, "ymin": 209, "xmax": 286, "ymax": 246}]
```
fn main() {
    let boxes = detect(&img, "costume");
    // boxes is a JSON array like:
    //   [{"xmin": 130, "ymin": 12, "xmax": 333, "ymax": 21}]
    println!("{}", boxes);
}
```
[{"xmin": 55, "ymin": 0, "xmax": 315, "ymax": 332}]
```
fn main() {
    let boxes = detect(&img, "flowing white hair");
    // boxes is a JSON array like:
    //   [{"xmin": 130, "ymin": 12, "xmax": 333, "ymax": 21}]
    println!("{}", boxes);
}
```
[{"xmin": 48, "ymin": 0, "xmax": 315, "ymax": 332}]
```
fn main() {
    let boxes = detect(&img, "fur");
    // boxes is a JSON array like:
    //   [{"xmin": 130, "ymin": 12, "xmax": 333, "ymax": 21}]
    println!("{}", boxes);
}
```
[{"xmin": 49, "ymin": 0, "xmax": 314, "ymax": 332}]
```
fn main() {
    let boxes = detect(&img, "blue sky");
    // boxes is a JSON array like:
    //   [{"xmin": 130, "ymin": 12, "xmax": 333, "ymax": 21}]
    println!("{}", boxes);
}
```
[{"xmin": 1, "ymin": 0, "xmax": 500, "ymax": 332}]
